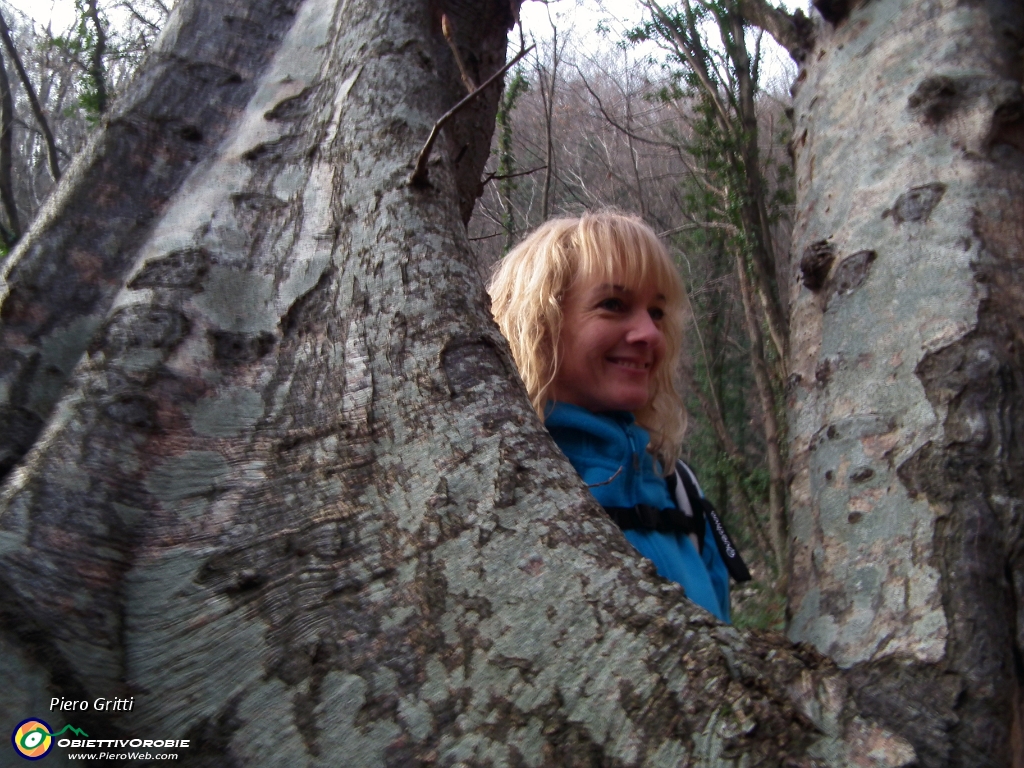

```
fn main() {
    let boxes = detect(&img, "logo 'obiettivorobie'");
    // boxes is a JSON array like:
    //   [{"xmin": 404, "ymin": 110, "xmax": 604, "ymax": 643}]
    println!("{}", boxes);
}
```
[{"xmin": 12, "ymin": 719, "xmax": 87, "ymax": 761}]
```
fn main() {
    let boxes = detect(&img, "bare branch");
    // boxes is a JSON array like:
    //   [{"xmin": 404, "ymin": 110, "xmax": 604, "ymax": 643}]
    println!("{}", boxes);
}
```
[
  {"xmin": 659, "ymin": 221, "xmax": 739, "ymax": 237},
  {"xmin": 642, "ymin": 0, "xmax": 733, "ymax": 139},
  {"xmin": 410, "ymin": 44, "xmax": 533, "ymax": 188},
  {"xmin": 468, "ymin": 231, "xmax": 504, "ymax": 241},
  {"xmin": 0, "ymin": 42, "xmax": 21, "ymax": 246},
  {"xmin": 733, "ymin": 245, "xmax": 788, "ymax": 574},
  {"xmin": 736, "ymin": 0, "xmax": 813, "ymax": 62},
  {"xmin": 118, "ymin": 3, "xmax": 161, "ymax": 32},
  {"xmin": 0, "ymin": 10, "xmax": 61, "ymax": 182},
  {"xmin": 586, "ymin": 466, "xmax": 623, "ymax": 488},
  {"xmin": 482, "ymin": 164, "xmax": 547, "ymax": 185},
  {"xmin": 576, "ymin": 69, "xmax": 677, "ymax": 150},
  {"xmin": 441, "ymin": 14, "xmax": 477, "ymax": 93}
]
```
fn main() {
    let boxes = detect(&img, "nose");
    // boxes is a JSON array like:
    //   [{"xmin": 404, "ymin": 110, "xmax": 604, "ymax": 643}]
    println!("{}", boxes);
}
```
[{"xmin": 625, "ymin": 310, "xmax": 663, "ymax": 346}]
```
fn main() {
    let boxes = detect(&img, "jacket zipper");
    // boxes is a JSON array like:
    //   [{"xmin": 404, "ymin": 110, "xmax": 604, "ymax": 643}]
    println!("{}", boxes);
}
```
[{"xmin": 624, "ymin": 422, "xmax": 641, "ymax": 501}]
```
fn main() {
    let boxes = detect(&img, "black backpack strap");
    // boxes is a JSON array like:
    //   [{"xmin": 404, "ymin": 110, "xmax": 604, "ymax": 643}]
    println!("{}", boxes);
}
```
[
  {"xmin": 673, "ymin": 460, "xmax": 752, "ymax": 583},
  {"xmin": 604, "ymin": 503, "xmax": 704, "ymax": 537}
]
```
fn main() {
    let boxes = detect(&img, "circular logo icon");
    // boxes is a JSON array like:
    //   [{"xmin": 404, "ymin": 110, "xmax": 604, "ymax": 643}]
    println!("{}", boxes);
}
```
[{"xmin": 12, "ymin": 719, "xmax": 53, "ymax": 760}]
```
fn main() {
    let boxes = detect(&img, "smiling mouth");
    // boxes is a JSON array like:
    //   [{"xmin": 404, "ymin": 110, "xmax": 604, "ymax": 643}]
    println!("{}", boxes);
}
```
[{"xmin": 608, "ymin": 358, "xmax": 651, "ymax": 370}]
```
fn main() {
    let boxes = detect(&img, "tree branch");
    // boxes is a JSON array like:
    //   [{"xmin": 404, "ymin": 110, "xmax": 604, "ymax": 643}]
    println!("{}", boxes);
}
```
[
  {"xmin": 0, "ymin": 10, "xmax": 61, "ymax": 182},
  {"xmin": 733, "ymin": 244, "xmax": 788, "ymax": 580},
  {"xmin": 410, "ymin": 44, "xmax": 533, "ymax": 188},
  {"xmin": 482, "ymin": 164, "xmax": 547, "ymax": 185},
  {"xmin": 735, "ymin": 0, "xmax": 814, "ymax": 62},
  {"xmin": 0, "ymin": 42, "xmax": 21, "ymax": 246},
  {"xmin": 659, "ymin": 221, "xmax": 740, "ymax": 237},
  {"xmin": 441, "ymin": 14, "xmax": 477, "ymax": 93},
  {"xmin": 643, "ymin": 0, "xmax": 734, "ymax": 139}
]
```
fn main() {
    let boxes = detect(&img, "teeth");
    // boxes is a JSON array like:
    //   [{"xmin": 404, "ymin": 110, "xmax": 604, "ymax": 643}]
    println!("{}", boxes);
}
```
[{"xmin": 610, "ymin": 359, "xmax": 648, "ymax": 369}]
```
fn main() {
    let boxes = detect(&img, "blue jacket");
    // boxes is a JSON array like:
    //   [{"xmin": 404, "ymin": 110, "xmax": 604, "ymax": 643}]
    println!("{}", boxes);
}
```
[{"xmin": 546, "ymin": 402, "xmax": 731, "ymax": 622}]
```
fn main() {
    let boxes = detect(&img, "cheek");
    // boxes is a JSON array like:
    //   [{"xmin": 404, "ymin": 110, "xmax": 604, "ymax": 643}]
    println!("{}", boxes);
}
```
[
  {"xmin": 649, "ymin": 339, "xmax": 669, "ymax": 377},
  {"xmin": 653, "ymin": 331, "xmax": 668, "ymax": 359}
]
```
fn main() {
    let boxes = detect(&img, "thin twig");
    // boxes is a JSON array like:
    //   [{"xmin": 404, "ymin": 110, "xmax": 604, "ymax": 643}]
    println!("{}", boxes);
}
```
[
  {"xmin": 481, "ymin": 164, "xmax": 547, "ymax": 185},
  {"xmin": 587, "ymin": 466, "xmax": 623, "ymax": 489},
  {"xmin": 409, "ymin": 44, "xmax": 533, "ymax": 188},
  {"xmin": 441, "ymin": 14, "xmax": 476, "ymax": 93},
  {"xmin": 659, "ymin": 221, "xmax": 739, "ymax": 237}
]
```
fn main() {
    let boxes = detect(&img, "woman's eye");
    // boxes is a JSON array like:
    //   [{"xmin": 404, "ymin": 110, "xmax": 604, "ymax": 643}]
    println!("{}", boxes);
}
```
[
  {"xmin": 649, "ymin": 307, "xmax": 665, "ymax": 321},
  {"xmin": 598, "ymin": 298, "xmax": 625, "ymax": 311}
]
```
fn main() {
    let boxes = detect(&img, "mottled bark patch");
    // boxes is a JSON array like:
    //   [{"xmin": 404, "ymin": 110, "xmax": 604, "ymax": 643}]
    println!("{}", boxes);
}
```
[
  {"xmin": 908, "ymin": 75, "xmax": 960, "ymax": 123},
  {"xmin": 264, "ymin": 84, "xmax": 319, "ymax": 121},
  {"xmin": 0, "ymin": 0, "xmax": 306, "ymax": 479},
  {"xmin": 102, "ymin": 394, "xmax": 160, "ymax": 432},
  {"xmin": 208, "ymin": 329, "xmax": 276, "ymax": 363},
  {"xmin": 893, "ymin": 229, "xmax": 1024, "ymax": 763},
  {"xmin": 101, "ymin": 306, "xmax": 192, "ymax": 357},
  {"xmin": 846, "ymin": 658, "xmax": 960, "ymax": 766},
  {"xmin": 127, "ymin": 247, "xmax": 213, "ymax": 290},
  {"xmin": 826, "ymin": 249, "xmax": 876, "ymax": 308},
  {"xmin": 799, "ymin": 239, "xmax": 836, "ymax": 291},
  {"xmin": 812, "ymin": 0, "xmax": 853, "ymax": 26},
  {"xmin": 0, "ymin": 406, "xmax": 44, "ymax": 476},
  {"xmin": 180, "ymin": 693, "xmax": 246, "ymax": 768},
  {"xmin": 907, "ymin": 73, "xmax": 1024, "ymax": 153},
  {"xmin": 814, "ymin": 355, "xmax": 836, "ymax": 386},
  {"xmin": 441, "ymin": 337, "xmax": 508, "ymax": 396},
  {"xmin": 883, "ymin": 183, "xmax": 946, "ymax": 225}
]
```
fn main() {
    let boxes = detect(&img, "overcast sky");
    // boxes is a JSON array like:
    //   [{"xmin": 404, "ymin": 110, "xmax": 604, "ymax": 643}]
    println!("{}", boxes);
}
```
[
  {"xmin": 5, "ymin": 0, "xmax": 797, "ymax": 89},
  {"xmin": 8, "ymin": 0, "xmax": 626, "ymax": 34}
]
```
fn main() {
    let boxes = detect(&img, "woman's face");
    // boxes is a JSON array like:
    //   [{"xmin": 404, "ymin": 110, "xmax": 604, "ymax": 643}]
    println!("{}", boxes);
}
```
[{"xmin": 550, "ymin": 275, "xmax": 667, "ymax": 413}]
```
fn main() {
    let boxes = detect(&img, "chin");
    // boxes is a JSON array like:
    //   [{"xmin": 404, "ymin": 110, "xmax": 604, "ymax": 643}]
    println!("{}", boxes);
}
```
[{"xmin": 609, "ymin": 394, "xmax": 650, "ymax": 412}]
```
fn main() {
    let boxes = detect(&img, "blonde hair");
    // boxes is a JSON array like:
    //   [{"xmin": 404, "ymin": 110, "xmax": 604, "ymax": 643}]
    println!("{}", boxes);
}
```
[{"xmin": 487, "ymin": 210, "xmax": 688, "ymax": 469}]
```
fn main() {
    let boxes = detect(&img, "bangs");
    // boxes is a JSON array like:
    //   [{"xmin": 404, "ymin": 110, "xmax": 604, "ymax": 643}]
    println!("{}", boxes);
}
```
[{"xmin": 571, "ymin": 213, "xmax": 683, "ymax": 305}]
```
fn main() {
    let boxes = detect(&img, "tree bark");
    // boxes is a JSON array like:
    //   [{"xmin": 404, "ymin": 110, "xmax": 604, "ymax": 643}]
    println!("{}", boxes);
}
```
[
  {"xmin": 785, "ymin": 0, "xmax": 1024, "ymax": 764},
  {"xmin": 0, "ymin": 0, "xmax": 918, "ymax": 764},
  {"xmin": 0, "ymin": 41, "xmax": 20, "ymax": 247}
]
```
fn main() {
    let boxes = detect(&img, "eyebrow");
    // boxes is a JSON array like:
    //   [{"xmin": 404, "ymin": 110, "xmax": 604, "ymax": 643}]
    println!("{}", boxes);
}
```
[{"xmin": 596, "ymin": 283, "xmax": 667, "ymax": 302}]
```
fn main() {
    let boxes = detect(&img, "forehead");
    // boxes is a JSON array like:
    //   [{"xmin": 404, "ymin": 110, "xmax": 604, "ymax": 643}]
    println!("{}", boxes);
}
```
[{"xmin": 575, "ymin": 279, "xmax": 667, "ymax": 302}]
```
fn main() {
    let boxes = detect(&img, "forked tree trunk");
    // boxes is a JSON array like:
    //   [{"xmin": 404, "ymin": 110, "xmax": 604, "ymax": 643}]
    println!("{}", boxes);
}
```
[
  {"xmin": 0, "ymin": 0, "xmax": 916, "ymax": 764},
  {"xmin": 785, "ymin": 0, "xmax": 1024, "ymax": 764}
]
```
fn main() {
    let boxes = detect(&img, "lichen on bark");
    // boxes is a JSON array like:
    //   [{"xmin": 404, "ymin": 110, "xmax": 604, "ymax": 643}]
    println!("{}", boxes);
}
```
[
  {"xmin": 786, "ymin": 0, "xmax": 1024, "ymax": 762},
  {"xmin": 0, "ymin": 0, "xmax": 923, "ymax": 764}
]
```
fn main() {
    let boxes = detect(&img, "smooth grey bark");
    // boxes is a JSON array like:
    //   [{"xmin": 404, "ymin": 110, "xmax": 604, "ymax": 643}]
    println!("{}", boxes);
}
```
[
  {"xmin": 785, "ymin": 0, "xmax": 1024, "ymax": 764},
  {"xmin": 0, "ymin": 0, "xmax": 916, "ymax": 765},
  {"xmin": 0, "ymin": 0, "xmax": 304, "ymax": 478}
]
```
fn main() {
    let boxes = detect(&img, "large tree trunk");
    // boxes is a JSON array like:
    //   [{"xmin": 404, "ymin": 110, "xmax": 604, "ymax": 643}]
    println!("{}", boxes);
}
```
[
  {"xmin": 785, "ymin": 0, "xmax": 1024, "ymax": 764},
  {"xmin": 0, "ymin": 0, "xmax": 917, "ymax": 765}
]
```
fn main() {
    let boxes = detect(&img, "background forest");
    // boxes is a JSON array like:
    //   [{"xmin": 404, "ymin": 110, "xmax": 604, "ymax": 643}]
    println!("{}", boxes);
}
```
[{"xmin": 0, "ymin": 0, "xmax": 798, "ymax": 625}]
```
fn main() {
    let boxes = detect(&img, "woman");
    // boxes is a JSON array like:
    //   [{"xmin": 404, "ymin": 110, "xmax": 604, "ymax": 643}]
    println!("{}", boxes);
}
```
[{"xmin": 487, "ymin": 210, "xmax": 748, "ymax": 622}]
